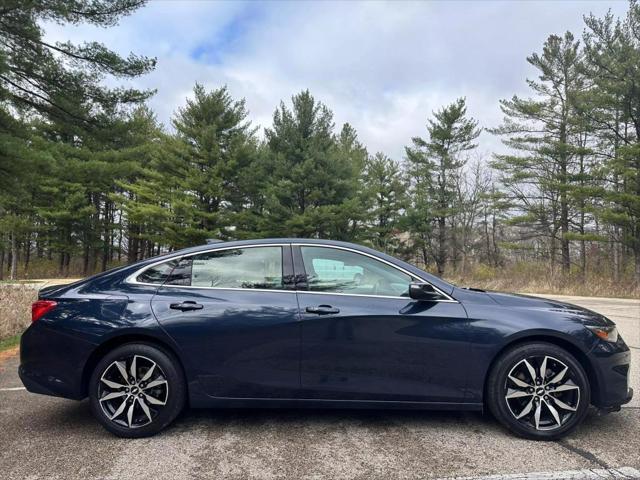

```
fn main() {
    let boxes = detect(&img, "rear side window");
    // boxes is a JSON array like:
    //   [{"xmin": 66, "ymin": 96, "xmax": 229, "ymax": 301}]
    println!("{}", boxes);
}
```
[
  {"xmin": 190, "ymin": 247, "xmax": 284, "ymax": 289},
  {"xmin": 165, "ymin": 258, "xmax": 192, "ymax": 286},
  {"xmin": 136, "ymin": 260, "xmax": 178, "ymax": 284}
]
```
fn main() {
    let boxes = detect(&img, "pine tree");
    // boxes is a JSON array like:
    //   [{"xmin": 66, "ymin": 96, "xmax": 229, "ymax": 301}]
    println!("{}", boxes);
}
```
[
  {"xmin": 405, "ymin": 98, "xmax": 481, "ymax": 275},
  {"xmin": 490, "ymin": 32, "xmax": 586, "ymax": 274},
  {"xmin": 0, "ymin": 0, "xmax": 155, "ymax": 275},
  {"xmin": 117, "ymin": 85, "xmax": 260, "ymax": 252},
  {"xmin": 0, "ymin": 0, "xmax": 155, "ymax": 137},
  {"xmin": 263, "ymin": 90, "xmax": 364, "ymax": 239},
  {"xmin": 583, "ymin": 1, "xmax": 640, "ymax": 282},
  {"xmin": 361, "ymin": 152, "xmax": 407, "ymax": 253},
  {"xmin": 170, "ymin": 84, "xmax": 258, "ymax": 243}
]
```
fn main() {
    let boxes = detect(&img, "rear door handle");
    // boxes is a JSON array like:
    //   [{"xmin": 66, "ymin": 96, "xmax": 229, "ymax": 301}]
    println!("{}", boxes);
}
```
[
  {"xmin": 170, "ymin": 301, "xmax": 203, "ymax": 311},
  {"xmin": 306, "ymin": 305, "xmax": 340, "ymax": 315}
]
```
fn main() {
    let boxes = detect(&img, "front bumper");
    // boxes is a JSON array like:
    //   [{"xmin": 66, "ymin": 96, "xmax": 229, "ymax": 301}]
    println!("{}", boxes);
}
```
[
  {"xmin": 19, "ymin": 322, "xmax": 96, "ymax": 400},
  {"xmin": 589, "ymin": 338, "xmax": 634, "ymax": 408}
]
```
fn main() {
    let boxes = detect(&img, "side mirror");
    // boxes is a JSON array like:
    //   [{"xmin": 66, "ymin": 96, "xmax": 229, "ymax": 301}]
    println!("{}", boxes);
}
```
[{"xmin": 409, "ymin": 282, "xmax": 444, "ymax": 301}]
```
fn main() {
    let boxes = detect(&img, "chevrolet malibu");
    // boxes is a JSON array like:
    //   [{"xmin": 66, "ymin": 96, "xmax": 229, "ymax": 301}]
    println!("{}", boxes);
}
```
[{"xmin": 19, "ymin": 239, "xmax": 633, "ymax": 438}]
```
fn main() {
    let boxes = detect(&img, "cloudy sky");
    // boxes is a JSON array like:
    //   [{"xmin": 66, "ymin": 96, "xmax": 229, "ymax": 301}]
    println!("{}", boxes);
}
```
[{"xmin": 45, "ymin": 0, "xmax": 628, "ymax": 160}]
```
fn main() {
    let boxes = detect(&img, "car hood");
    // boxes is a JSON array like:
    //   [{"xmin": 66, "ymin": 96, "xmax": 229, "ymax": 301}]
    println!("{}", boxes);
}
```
[{"xmin": 486, "ymin": 291, "xmax": 614, "ymax": 327}]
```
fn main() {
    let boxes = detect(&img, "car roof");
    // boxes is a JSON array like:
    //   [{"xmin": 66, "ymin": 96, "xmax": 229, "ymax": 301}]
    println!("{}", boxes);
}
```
[{"xmin": 170, "ymin": 238, "xmax": 374, "ymax": 255}]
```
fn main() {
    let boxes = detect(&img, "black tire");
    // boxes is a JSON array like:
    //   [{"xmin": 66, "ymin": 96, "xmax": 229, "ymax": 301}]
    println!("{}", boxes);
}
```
[
  {"xmin": 486, "ymin": 342, "xmax": 590, "ymax": 440},
  {"xmin": 89, "ymin": 343, "xmax": 186, "ymax": 438}
]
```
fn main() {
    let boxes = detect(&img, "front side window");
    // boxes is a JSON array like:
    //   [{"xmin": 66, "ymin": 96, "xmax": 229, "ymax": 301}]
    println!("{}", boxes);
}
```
[
  {"xmin": 300, "ymin": 246, "xmax": 413, "ymax": 297},
  {"xmin": 190, "ymin": 247, "xmax": 284, "ymax": 290}
]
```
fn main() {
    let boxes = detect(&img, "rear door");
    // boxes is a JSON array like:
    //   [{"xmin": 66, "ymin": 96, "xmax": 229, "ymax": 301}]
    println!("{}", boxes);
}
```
[
  {"xmin": 149, "ymin": 244, "xmax": 301, "ymax": 399},
  {"xmin": 294, "ymin": 244, "xmax": 470, "ymax": 403}
]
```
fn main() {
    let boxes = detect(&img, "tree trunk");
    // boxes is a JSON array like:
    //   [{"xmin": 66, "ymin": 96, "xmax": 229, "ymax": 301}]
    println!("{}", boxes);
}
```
[
  {"xmin": 101, "ymin": 201, "xmax": 110, "ymax": 272},
  {"xmin": 24, "ymin": 232, "xmax": 31, "ymax": 275},
  {"xmin": 58, "ymin": 252, "xmax": 65, "ymax": 277},
  {"xmin": 0, "ymin": 245, "xmax": 4, "ymax": 281},
  {"xmin": 560, "ymin": 175, "xmax": 570, "ymax": 273},
  {"xmin": 10, "ymin": 232, "xmax": 18, "ymax": 280},
  {"xmin": 436, "ymin": 215, "xmax": 446, "ymax": 276},
  {"xmin": 83, "ymin": 241, "xmax": 90, "ymax": 276},
  {"xmin": 492, "ymin": 211, "xmax": 500, "ymax": 267}
]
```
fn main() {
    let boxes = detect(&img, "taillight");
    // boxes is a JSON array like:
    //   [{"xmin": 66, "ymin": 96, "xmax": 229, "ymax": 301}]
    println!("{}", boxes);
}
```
[{"xmin": 32, "ymin": 300, "xmax": 57, "ymax": 322}]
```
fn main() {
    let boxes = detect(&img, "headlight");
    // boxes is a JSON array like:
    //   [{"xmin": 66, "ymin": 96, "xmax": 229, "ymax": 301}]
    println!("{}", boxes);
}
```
[{"xmin": 586, "ymin": 325, "xmax": 618, "ymax": 343}]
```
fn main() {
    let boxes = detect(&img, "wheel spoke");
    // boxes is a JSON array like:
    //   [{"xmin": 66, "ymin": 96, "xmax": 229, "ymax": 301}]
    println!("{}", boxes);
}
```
[
  {"xmin": 138, "ymin": 397, "xmax": 153, "ymax": 423},
  {"xmin": 130, "ymin": 356, "xmax": 138, "ymax": 382},
  {"xmin": 127, "ymin": 401, "xmax": 135, "ymax": 428},
  {"xmin": 144, "ymin": 379, "xmax": 167, "ymax": 390},
  {"xmin": 143, "ymin": 392, "xmax": 166, "ymax": 406},
  {"xmin": 110, "ymin": 398, "xmax": 128, "ymax": 420},
  {"xmin": 549, "ymin": 383, "xmax": 579, "ymax": 393},
  {"xmin": 100, "ymin": 391, "xmax": 126, "ymax": 402},
  {"xmin": 534, "ymin": 401, "xmax": 542, "ymax": 429},
  {"xmin": 140, "ymin": 362, "xmax": 156, "ymax": 383},
  {"xmin": 549, "ymin": 365, "xmax": 568, "ymax": 385},
  {"xmin": 550, "ymin": 395, "xmax": 578, "ymax": 412},
  {"xmin": 545, "ymin": 400, "xmax": 561, "ymax": 426},
  {"xmin": 515, "ymin": 398, "xmax": 534, "ymax": 419},
  {"xmin": 508, "ymin": 374, "xmax": 531, "ymax": 389},
  {"xmin": 539, "ymin": 356, "xmax": 549, "ymax": 381},
  {"xmin": 523, "ymin": 359, "xmax": 537, "ymax": 383},
  {"xmin": 115, "ymin": 361, "xmax": 130, "ymax": 384},
  {"xmin": 506, "ymin": 389, "xmax": 532, "ymax": 400},
  {"xmin": 101, "ymin": 377, "xmax": 126, "ymax": 389}
]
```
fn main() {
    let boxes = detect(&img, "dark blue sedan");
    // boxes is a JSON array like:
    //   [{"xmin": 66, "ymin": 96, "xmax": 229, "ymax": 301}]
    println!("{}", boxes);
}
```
[{"xmin": 19, "ymin": 239, "xmax": 633, "ymax": 438}]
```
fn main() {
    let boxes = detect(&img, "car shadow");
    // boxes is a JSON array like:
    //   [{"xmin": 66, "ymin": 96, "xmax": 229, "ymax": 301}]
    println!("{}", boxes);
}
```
[
  {"xmin": 176, "ymin": 406, "xmax": 498, "ymax": 435},
  {"xmin": 39, "ymin": 398, "xmax": 634, "ymax": 441}
]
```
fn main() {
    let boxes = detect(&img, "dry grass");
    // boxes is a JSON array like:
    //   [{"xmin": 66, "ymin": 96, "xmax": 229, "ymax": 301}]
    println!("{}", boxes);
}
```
[
  {"xmin": 447, "ymin": 262, "xmax": 640, "ymax": 299},
  {"xmin": 0, "ymin": 285, "xmax": 37, "ymax": 341}
]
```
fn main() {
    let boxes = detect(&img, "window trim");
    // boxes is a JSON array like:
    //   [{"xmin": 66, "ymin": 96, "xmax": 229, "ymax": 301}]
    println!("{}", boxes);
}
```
[
  {"xmin": 293, "ymin": 243, "xmax": 457, "ymax": 303},
  {"xmin": 125, "ymin": 243, "xmax": 294, "ymax": 293}
]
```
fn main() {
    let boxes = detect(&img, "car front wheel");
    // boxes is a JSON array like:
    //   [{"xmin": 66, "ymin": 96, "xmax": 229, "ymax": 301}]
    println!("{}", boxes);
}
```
[
  {"xmin": 487, "ymin": 342, "xmax": 590, "ymax": 440},
  {"xmin": 89, "ymin": 343, "xmax": 186, "ymax": 438}
]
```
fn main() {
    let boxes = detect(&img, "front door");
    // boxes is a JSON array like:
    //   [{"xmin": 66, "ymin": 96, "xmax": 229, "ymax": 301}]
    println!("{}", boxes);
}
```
[
  {"xmin": 294, "ymin": 245, "xmax": 470, "ymax": 403},
  {"xmin": 151, "ymin": 244, "xmax": 301, "ymax": 399}
]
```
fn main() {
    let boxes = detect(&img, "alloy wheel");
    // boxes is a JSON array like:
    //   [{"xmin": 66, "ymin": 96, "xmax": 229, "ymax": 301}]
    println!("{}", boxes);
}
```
[
  {"xmin": 504, "ymin": 355, "xmax": 580, "ymax": 431},
  {"xmin": 98, "ymin": 355, "xmax": 169, "ymax": 428}
]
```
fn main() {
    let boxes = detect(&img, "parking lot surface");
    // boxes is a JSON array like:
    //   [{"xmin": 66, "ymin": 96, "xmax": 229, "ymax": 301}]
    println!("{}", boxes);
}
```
[{"xmin": 0, "ymin": 294, "xmax": 638, "ymax": 480}]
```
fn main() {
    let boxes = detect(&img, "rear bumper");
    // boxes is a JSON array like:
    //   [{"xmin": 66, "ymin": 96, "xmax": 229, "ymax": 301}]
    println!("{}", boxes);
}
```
[{"xmin": 19, "ymin": 322, "xmax": 96, "ymax": 400}]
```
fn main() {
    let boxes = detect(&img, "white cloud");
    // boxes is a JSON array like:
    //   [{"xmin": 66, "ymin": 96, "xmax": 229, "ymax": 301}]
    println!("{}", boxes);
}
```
[{"xmin": 43, "ymin": 0, "xmax": 629, "ymax": 160}]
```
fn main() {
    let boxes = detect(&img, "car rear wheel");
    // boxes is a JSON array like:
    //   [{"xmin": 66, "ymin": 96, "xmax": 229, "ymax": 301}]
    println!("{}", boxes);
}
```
[
  {"xmin": 89, "ymin": 343, "xmax": 186, "ymax": 438},
  {"xmin": 486, "ymin": 342, "xmax": 590, "ymax": 440}
]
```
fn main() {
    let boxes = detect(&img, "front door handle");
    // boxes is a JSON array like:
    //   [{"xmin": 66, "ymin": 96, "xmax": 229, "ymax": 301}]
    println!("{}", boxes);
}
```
[
  {"xmin": 170, "ymin": 301, "xmax": 203, "ymax": 311},
  {"xmin": 306, "ymin": 305, "xmax": 340, "ymax": 315}
]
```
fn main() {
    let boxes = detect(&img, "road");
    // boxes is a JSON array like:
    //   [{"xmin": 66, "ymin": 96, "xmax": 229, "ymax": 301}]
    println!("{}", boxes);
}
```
[{"xmin": 0, "ymin": 294, "xmax": 638, "ymax": 480}]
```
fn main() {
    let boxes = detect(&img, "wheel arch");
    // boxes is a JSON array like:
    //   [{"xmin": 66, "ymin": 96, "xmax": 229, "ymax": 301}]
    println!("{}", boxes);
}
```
[
  {"xmin": 81, "ymin": 333, "xmax": 187, "ymax": 398},
  {"xmin": 482, "ymin": 334, "xmax": 599, "ymax": 407}
]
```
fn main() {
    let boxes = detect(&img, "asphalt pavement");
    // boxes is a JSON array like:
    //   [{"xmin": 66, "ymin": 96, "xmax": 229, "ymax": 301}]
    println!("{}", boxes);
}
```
[{"xmin": 0, "ymin": 294, "xmax": 638, "ymax": 480}]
